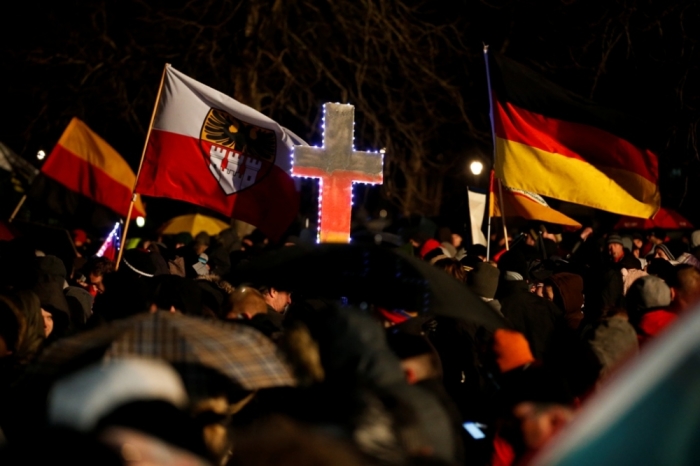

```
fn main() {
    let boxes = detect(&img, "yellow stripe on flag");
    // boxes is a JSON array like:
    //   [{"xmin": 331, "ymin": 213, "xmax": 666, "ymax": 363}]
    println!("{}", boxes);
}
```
[
  {"xmin": 58, "ymin": 118, "xmax": 145, "ymax": 216},
  {"xmin": 495, "ymin": 138, "xmax": 659, "ymax": 218},
  {"xmin": 492, "ymin": 187, "xmax": 581, "ymax": 228}
]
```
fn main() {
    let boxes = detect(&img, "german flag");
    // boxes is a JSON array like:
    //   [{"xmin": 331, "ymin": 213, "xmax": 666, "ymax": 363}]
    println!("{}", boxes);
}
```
[
  {"xmin": 41, "ymin": 118, "xmax": 146, "ymax": 219},
  {"xmin": 489, "ymin": 171, "xmax": 581, "ymax": 228},
  {"xmin": 487, "ymin": 53, "xmax": 660, "ymax": 218}
]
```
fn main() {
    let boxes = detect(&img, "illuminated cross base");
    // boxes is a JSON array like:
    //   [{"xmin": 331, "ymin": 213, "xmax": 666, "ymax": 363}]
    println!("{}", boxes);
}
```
[{"xmin": 292, "ymin": 103, "xmax": 383, "ymax": 243}]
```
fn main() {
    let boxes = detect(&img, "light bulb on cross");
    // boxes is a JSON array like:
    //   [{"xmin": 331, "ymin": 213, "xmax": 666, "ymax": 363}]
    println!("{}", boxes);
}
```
[{"xmin": 292, "ymin": 103, "xmax": 384, "ymax": 243}]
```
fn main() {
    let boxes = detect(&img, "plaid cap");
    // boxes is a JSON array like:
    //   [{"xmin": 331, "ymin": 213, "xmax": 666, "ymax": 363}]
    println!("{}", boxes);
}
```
[{"xmin": 33, "ymin": 312, "xmax": 296, "ymax": 391}]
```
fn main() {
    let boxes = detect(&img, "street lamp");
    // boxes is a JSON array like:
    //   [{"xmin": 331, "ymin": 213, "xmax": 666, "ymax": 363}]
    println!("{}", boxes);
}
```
[
  {"xmin": 135, "ymin": 216, "xmax": 145, "ymax": 228},
  {"xmin": 469, "ymin": 160, "xmax": 484, "ymax": 176},
  {"xmin": 37, "ymin": 150, "xmax": 46, "ymax": 160}
]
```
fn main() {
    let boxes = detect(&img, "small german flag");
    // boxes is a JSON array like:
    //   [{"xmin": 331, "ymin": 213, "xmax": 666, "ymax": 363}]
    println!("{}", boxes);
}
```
[{"xmin": 487, "ymin": 53, "xmax": 660, "ymax": 218}]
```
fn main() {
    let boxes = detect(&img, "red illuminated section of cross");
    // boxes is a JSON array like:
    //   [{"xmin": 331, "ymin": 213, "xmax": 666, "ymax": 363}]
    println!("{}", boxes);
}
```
[{"xmin": 292, "ymin": 103, "xmax": 384, "ymax": 243}]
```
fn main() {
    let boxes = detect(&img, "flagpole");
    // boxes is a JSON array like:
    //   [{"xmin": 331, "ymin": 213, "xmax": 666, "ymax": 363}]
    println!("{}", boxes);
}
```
[
  {"xmin": 497, "ymin": 178, "xmax": 509, "ymax": 250},
  {"xmin": 483, "ymin": 44, "xmax": 509, "ymax": 252},
  {"xmin": 486, "ymin": 170, "xmax": 494, "ymax": 260},
  {"xmin": 8, "ymin": 194, "xmax": 27, "ymax": 223},
  {"xmin": 115, "ymin": 63, "xmax": 170, "ymax": 271}
]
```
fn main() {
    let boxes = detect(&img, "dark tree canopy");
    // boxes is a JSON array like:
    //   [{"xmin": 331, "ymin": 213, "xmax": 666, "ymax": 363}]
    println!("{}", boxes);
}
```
[{"xmin": 1, "ymin": 0, "xmax": 698, "ymax": 220}]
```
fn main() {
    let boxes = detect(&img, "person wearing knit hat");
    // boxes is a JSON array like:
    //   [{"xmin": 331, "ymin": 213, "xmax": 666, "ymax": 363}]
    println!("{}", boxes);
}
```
[
  {"xmin": 654, "ymin": 240, "xmax": 687, "ymax": 263},
  {"xmin": 626, "ymin": 275, "xmax": 676, "ymax": 345},
  {"xmin": 654, "ymin": 243, "xmax": 676, "ymax": 262},
  {"xmin": 492, "ymin": 329, "xmax": 536, "ymax": 373},
  {"xmin": 606, "ymin": 234, "xmax": 626, "ymax": 263},
  {"xmin": 607, "ymin": 234, "xmax": 624, "ymax": 246}
]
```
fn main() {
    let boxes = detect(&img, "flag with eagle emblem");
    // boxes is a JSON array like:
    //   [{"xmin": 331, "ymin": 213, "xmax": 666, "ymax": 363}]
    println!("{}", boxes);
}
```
[{"xmin": 135, "ymin": 65, "xmax": 305, "ymax": 240}]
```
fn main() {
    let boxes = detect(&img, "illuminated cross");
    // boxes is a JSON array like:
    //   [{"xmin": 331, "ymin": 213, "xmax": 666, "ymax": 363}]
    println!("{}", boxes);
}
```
[{"xmin": 292, "ymin": 103, "xmax": 384, "ymax": 243}]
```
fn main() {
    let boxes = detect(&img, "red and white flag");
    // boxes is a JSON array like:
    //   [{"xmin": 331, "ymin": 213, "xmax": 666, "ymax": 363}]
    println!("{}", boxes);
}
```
[{"xmin": 135, "ymin": 65, "xmax": 304, "ymax": 240}]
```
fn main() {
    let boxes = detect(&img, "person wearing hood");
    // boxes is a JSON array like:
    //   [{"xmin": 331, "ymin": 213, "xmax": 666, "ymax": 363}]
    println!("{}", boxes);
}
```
[
  {"xmin": 33, "ymin": 273, "xmax": 71, "ymax": 342},
  {"xmin": 468, "ymin": 262, "xmax": 502, "ymax": 315},
  {"xmin": 35, "ymin": 255, "xmax": 69, "ymax": 290},
  {"xmin": 543, "ymin": 273, "xmax": 585, "ymax": 330},
  {"xmin": 64, "ymin": 286, "xmax": 94, "ymax": 328},
  {"xmin": 654, "ymin": 240, "xmax": 688, "ymax": 263}
]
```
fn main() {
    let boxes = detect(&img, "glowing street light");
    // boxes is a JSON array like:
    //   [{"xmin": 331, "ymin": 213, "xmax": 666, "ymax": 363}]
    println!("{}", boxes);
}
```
[
  {"xmin": 469, "ymin": 160, "xmax": 484, "ymax": 176},
  {"xmin": 37, "ymin": 150, "xmax": 46, "ymax": 160},
  {"xmin": 135, "ymin": 216, "xmax": 145, "ymax": 228}
]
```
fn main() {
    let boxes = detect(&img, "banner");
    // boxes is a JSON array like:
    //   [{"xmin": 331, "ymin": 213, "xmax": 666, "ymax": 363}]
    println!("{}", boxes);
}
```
[{"xmin": 468, "ymin": 189, "xmax": 487, "ymax": 246}]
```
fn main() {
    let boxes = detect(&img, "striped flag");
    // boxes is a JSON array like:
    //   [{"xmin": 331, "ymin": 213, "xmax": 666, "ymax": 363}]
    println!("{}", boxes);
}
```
[
  {"xmin": 41, "ymin": 118, "xmax": 146, "ymax": 218},
  {"xmin": 135, "ymin": 65, "xmax": 302, "ymax": 240},
  {"xmin": 487, "ymin": 53, "xmax": 660, "ymax": 218},
  {"xmin": 491, "ymin": 183, "xmax": 582, "ymax": 228}
]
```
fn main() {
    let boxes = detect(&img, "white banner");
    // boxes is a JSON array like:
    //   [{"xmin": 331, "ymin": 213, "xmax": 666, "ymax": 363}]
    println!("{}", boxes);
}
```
[{"xmin": 468, "ymin": 189, "xmax": 487, "ymax": 246}]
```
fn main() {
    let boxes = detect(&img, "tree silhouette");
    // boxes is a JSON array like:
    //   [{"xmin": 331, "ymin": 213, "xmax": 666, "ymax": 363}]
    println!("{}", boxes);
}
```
[{"xmin": 1, "ymin": 0, "xmax": 698, "ymax": 219}]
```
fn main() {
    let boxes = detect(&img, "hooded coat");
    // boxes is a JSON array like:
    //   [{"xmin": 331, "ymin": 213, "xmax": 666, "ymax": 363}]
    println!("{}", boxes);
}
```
[
  {"xmin": 546, "ymin": 273, "xmax": 585, "ymax": 330},
  {"xmin": 64, "ymin": 286, "xmax": 94, "ymax": 328},
  {"xmin": 33, "ymin": 275, "xmax": 71, "ymax": 341}
]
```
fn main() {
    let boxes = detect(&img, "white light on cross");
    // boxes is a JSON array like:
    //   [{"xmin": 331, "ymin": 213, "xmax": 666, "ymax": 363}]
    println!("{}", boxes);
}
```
[{"xmin": 292, "ymin": 103, "xmax": 384, "ymax": 243}]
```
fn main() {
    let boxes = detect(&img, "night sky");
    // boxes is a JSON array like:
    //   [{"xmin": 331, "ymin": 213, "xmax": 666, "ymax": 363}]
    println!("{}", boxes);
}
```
[{"xmin": 1, "ymin": 0, "xmax": 698, "ymax": 232}]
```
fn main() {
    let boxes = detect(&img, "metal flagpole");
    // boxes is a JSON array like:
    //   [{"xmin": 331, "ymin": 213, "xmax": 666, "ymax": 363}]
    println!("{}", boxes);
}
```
[
  {"xmin": 497, "ymin": 177, "xmax": 510, "ymax": 250},
  {"xmin": 115, "ymin": 63, "xmax": 170, "ymax": 271},
  {"xmin": 483, "ymin": 44, "xmax": 509, "ymax": 253},
  {"xmin": 486, "ymin": 170, "xmax": 494, "ymax": 260}
]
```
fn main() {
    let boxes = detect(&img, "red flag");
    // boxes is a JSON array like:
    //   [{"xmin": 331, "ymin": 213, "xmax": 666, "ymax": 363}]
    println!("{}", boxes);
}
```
[{"xmin": 135, "ymin": 66, "xmax": 303, "ymax": 240}]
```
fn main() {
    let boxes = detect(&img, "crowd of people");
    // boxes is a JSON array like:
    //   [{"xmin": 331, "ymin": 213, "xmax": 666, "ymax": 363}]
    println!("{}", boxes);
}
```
[{"xmin": 0, "ymin": 220, "xmax": 699, "ymax": 465}]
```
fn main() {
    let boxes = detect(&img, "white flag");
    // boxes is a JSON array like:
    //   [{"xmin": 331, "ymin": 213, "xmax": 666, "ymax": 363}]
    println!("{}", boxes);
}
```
[{"xmin": 468, "ymin": 189, "xmax": 487, "ymax": 246}]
